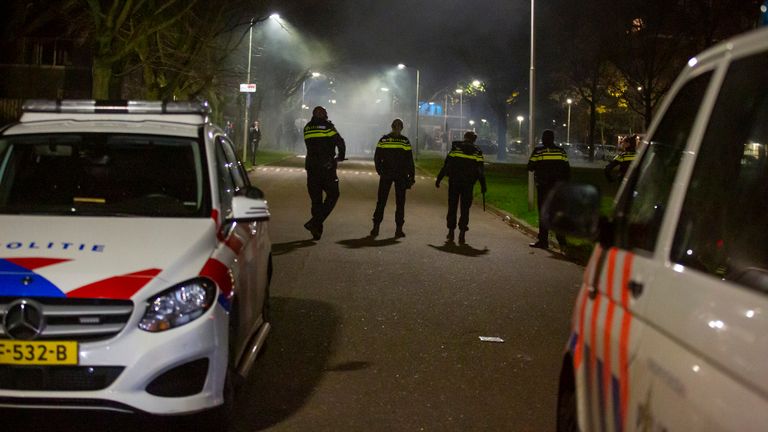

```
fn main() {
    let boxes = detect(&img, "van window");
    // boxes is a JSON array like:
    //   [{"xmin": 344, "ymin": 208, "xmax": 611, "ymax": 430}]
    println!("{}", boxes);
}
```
[
  {"xmin": 613, "ymin": 72, "xmax": 712, "ymax": 254},
  {"xmin": 672, "ymin": 53, "xmax": 768, "ymax": 293}
]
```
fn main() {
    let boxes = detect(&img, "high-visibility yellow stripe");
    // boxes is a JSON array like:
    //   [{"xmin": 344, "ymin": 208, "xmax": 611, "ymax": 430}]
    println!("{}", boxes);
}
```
[
  {"xmin": 448, "ymin": 151, "xmax": 483, "ymax": 162},
  {"xmin": 304, "ymin": 129, "xmax": 338, "ymax": 139},
  {"xmin": 529, "ymin": 154, "xmax": 569, "ymax": 161},
  {"xmin": 377, "ymin": 143, "xmax": 412, "ymax": 150}
]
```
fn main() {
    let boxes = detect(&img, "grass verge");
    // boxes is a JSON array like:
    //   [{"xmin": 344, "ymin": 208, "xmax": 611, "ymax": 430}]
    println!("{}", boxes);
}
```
[{"xmin": 244, "ymin": 150, "xmax": 295, "ymax": 170}]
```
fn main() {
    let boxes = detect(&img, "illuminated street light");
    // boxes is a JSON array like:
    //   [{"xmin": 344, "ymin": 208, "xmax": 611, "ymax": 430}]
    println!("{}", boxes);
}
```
[
  {"xmin": 471, "ymin": 79, "xmax": 482, "ymax": 88},
  {"xmin": 481, "ymin": 119, "xmax": 487, "ymax": 124},
  {"xmin": 269, "ymin": 13, "xmax": 280, "ymax": 20},
  {"xmin": 311, "ymin": 72, "xmax": 321, "ymax": 78},
  {"xmin": 381, "ymin": 87, "xmax": 390, "ymax": 92},
  {"xmin": 469, "ymin": 120, "xmax": 475, "ymax": 125},
  {"xmin": 517, "ymin": 115, "xmax": 524, "ymax": 139},
  {"xmin": 397, "ymin": 63, "xmax": 406, "ymax": 70}
]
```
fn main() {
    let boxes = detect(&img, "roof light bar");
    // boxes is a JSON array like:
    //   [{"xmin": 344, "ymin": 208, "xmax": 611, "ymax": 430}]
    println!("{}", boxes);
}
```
[{"xmin": 22, "ymin": 100, "xmax": 211, "ymax": 115}]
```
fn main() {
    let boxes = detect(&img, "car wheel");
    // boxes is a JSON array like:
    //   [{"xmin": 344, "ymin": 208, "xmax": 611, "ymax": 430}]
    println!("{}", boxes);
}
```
[{"xmin": 556, "ymin": 358, "xmax": 579, "ymax": 432}]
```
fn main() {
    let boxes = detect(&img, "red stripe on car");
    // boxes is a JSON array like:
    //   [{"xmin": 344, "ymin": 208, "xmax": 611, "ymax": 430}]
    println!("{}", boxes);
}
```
[{"xmin": 68, "ymin": 268, "xmax": 162, "ymax": 299}]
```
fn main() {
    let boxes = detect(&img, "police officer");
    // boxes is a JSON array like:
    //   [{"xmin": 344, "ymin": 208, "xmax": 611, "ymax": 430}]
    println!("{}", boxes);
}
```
[
  {"xmin": 604, "ymin": 134, "xmax": 637, "ymax": 182},
  {"xmin": 371, "ymin": 118, "xmax": 415, "ymax": 238},
  {"xmin": 303, "ymin": 106, "xmax": 346, "ymax": 240},
  {"xmin": 435, "ymin": 131, "xmax": 487, "ymax": 245},
  {"xmin": 527, "ymin": 129, "xmax": 570, "ymax": 250}
]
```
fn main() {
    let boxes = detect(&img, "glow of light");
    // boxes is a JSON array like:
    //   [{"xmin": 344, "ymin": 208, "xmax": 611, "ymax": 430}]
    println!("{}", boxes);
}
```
[
  {"xmin": 428, "ymin": 102, "xmax": 435, "ymax": 105},
  {"xmin": 269, "ymin": 13, "xmax": 280, "ymax": 20},
  {"xmin": 311, "ymin": 72, "xmax": 321, "ymax": 78},
  {"xmin": 762, "ymin": 5, "xmax": 767, "ymax": 13},
  {"xmin": 381, "ymin": 87, "xmax": 390, "ymax": 92},
  {"xmin": 397, "ymin": 63, "xmax": 406, "ymax": 70},
  {"xmin": 472, "ymin": 80, "xmax": 482, "ymax": 88},
  {"xmin": 566, "ymin": 98, "xmax": 573, "ymax": 104},
  {"xmin": 692, "ymin": 365, "xmax": 701, "ymax": 373},
  {"xmin": 708, "ymin": 320, "xmax": 725, "ymax": 330},
  {"xmin": 686, "ymin": 249, "xmax": 693, "ymax": 256},
  {"xmin": 331, "ymin": 99, "xmax": 337, "ymax": 104},
  {"xmin": 375, "ymin": 99, "xmax": 382, "ymax": 104},
  {"xmin": 688, "ymin": 57, "xmax": 698, "ymax": 67},
  {"xmin": 517, "ymin": 115, "xmax": 524, "ymax": 122},
  {"xmin": 746, "ymin": 310, "xmax": 755, "ymax": 318},
  {"xmin": 469, "ymin": 120, "xmax": 475, "ymax": 125},
  {"xmin": 455, "ymin": 88, "xmax": 464, "ymax": 94},
  {"xmin": 637, "ymin": 86, "xmax": 643, "ymax": 91},
  {"xmin": 481, "ymin": 119, "xmax": 487, "ymax": 123},
  {"xmin": 673, "ymin": 264, "xmax": 685, "ymax": 273}
]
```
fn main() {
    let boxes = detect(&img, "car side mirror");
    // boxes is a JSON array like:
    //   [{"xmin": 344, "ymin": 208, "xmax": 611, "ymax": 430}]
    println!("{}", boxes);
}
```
[
  {"xmin": 227, "ymin": 195, "xmax": 270, "ymax": 224},
  {"xmin": 541, "ymin": 183, "xmax": 601, "ymax": 240}
]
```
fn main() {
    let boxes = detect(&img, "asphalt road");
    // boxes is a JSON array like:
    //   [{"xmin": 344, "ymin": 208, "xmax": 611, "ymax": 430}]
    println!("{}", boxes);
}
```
[{"xmin": 234, "ymin": 157, "xmax": 584, "ymax": 431}]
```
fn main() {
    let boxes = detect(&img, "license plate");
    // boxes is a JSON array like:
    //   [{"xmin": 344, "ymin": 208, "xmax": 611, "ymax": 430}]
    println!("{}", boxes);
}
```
[{"xmin": 0, "ymin": 341, "xmax": 78, "ymax": 365}]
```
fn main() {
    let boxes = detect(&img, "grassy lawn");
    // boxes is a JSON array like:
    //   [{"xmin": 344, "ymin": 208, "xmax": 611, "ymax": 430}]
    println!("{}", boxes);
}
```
[
  {"xmin": 243, "ymin": 150, "xmax": 294, "ymax": 170},
  {"xmin": 417, "ymin": 155, "xmax": 619, "ymax": 264}
]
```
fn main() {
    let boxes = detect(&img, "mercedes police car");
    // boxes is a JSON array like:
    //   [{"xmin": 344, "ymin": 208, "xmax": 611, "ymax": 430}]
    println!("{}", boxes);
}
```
[
  {"xmin": 547, "ymin": 28, "xmax": 768, "ymax": 432},
  {"xmin": 0, "ymin": 100, "xmax": 271, "ymax": 418}
]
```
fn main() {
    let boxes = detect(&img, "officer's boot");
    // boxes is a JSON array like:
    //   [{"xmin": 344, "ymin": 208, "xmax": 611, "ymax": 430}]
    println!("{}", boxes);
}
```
[
  {"xmin": 446, "ymin": 229, "xmax": 455, "ymax": 242},
  {"xmin": 458, "ymin": 229, "xmax": 467, "ymax": 245},
  {"xmin": 395, "ymin": 225, "xmax": 405, "ymax": 239},
  {"xmin": 370, "ymin": 222, "xmax": 380, "ymax": 237}
]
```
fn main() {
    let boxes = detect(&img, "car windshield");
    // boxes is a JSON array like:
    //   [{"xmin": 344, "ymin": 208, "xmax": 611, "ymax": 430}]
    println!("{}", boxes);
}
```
[{"xmin": 0, "ymin": 133, "xmax": 208, "ymax": 217}]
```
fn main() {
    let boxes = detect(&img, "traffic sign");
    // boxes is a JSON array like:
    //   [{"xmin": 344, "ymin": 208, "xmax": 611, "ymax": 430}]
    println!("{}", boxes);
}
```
[{"xmin": 240, "ymin": 83, "xmax": 256, "ymax": 93}]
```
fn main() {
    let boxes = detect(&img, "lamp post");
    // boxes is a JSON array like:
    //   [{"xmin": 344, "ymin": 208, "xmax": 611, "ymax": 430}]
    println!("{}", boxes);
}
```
[
  {"xmin": 566, "ymin": 98, "xmax": 573, "ymax": 144},
  {"xmin": 455, "ymin": 88, "xmax": 464, "ymax": 131},
  {"xmin": 528, "ymin": 0, "xmax": 536, "ymax": 211},
  {"xmin": 241, "ymin": 18, "xmax": 255, "ymax": 162},
  {"xmin": 398, "ymin": 64, "xmax": 421, "ymax": 157}
]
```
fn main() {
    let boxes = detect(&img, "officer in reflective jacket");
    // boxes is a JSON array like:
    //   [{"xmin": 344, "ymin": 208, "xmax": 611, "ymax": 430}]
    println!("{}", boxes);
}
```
[
  {"xmin": 303, "ymin": 106, "xmax": 346, "ymax": 240},
  {"xmin": 435, "ymin": 131, "xmax": 487, "ymax": 245},
  {"xmin": 371, "ymin": 118, "xmax": 415, "ymax": 238},
  {"xmin": 604, "ymin": 134, "xmax": 637, "ymax": 182},
  {"xmin": 527, "ymin": 129, "xmax": 570, "ymax": 250}
]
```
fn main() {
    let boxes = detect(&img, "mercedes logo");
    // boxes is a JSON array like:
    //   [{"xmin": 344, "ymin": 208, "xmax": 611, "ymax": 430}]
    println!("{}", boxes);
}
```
[{"xmin": 3, "ymin": 299, "xmax": 45, "ymax": 340}]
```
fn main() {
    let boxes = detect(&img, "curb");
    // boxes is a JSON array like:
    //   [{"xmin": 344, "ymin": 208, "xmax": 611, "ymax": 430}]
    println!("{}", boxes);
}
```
[{"xmin": 247, "ymin": 153, "xmax": 298, "ymax": 171}]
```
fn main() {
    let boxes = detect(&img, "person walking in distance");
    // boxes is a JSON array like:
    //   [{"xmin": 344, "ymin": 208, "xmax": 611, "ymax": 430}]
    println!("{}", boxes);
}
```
[
  {"xmin": 527, "ymin": 129, "xmax": 570, "ymax": 250},
  {"xmin": 303, "ymin": 106, "xmax": 346, "ymax": 240},
  {"xmin": 604, "ymin": 134, "xmax": 638, "ymax": 182},
  {"xmin": 371, "ymin": 118, "xmax": 415, "ymax": 238},
  {"xmin": 435, "ymin": 131, "xmax": 487, "ymax": 245},
  {"xmin": 248, "ymin": 120, "xmax": 261, "ymax": 165}
]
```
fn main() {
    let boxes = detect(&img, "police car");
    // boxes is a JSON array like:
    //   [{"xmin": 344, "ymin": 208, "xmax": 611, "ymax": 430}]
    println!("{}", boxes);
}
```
[
  {"xmin": 0, "ymin": 100, "xmax": 271, "ymax": 418},
  {"xmin": 546, "ymin": 28, "xmax": 768, "ymax": 431}
]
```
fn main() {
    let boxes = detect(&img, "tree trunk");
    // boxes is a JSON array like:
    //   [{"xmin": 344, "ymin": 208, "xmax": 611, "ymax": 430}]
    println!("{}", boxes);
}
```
[
  {"xmin": 492, "ymin": 99, "xmax": 507, "ymax": 161},
  {"xmin": 92, "ymin": 60, "xmax": 112, "ymax": 99},
  {"xmin": 588, "ymin": 99, "xmax": 597, "ymax": 162}
]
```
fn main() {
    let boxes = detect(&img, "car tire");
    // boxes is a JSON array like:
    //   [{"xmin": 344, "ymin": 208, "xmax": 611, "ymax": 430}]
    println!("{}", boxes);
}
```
[{"xmin": 556, "ymin": 358, "xmax": 579, "ymax": 432}]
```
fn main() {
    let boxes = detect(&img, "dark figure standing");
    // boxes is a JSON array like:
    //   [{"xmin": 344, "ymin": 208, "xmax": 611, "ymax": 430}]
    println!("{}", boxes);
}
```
[
  {"xmin": 371, "ymin": 118, "xmax": 415, "ymax": 238},
  {"xmin": 303, "ymin": 106, "xmax": 346, "ymax": 240},
  {"xmin": 435, "ymin": 131, "xmax": 487, "ymax": 245},
  {"xmin": 248, "ymin": 120, "xmax": 261, "ymax": 165},
  {"xmin": 604, "ymin": 135, "xmax": 637, "ymax": 182},
  {"xmin": 527, "ymin": 129, "xmax": 570, "ymax": 250}
]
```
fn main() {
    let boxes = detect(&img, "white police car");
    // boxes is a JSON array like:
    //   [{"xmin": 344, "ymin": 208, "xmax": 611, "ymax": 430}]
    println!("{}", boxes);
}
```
[
  {"xmin": 0, "ymin": 100, "xmax": 271, "ymax": 418},
  {"xmin": 547, "ymin": 27, "xmax": 768, "ymax": 432}
]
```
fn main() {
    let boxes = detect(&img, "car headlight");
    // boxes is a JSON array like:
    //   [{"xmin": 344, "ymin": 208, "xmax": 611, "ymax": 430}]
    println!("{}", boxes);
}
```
[{"xmin": 139, "ymin": 278, "xmax": 217, "ymax": 332}]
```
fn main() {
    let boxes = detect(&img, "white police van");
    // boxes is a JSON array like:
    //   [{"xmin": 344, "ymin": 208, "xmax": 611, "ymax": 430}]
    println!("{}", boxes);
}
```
[
  {"xmin": 547, "ymin": 28, "xmax": 768, "ymax": 431},
  {"xmin": 0, "ymin": 100, "xmax": 271, "ymax": 419}
]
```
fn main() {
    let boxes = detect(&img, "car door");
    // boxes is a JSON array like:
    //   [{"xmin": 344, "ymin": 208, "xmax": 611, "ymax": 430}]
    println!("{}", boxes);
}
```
[
  {"xmin": 575, "ymin": 68, "xmax": 715, "ymax": 432},
  {"xmin": 635, "ymin": 51, "xmax": 768, "ymax": 432},
  {"xmin": 213, "ymin": 136, "xmax": 268, "ymax": 359}
]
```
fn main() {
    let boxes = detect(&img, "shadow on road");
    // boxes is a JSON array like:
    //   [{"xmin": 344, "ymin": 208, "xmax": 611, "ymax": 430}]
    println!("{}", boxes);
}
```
[
  {"xmin": 337, "ymin": 236, "xmax": 400, "ymax": 249},
  {"xmin": 233, "ymin": 296, "xmax": 340, "ymax": 431},
  {"xmin": 428, "ymin": 241, "xmax": 490, "ymax": 257},
  {"xmin": 271, "ymin": 239, "xmax": 317, "ymax": 256}
]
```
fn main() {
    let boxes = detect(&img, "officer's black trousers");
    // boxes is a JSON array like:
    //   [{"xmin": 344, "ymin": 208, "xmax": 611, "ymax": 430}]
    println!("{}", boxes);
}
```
[
  {"xmin": 372, "ymin": 176, "xmax": 408, "ymax": 227},
  {"xmin": 447, "ymin": 181, "xmax": 475, "ymax": 231},
  {"xmin": 536, "ymin": 183, "xmax": 566, "ymax": 246},
  {"xmin": 307, "ymin": 171, "xmax": 339, "ymax": 227}
]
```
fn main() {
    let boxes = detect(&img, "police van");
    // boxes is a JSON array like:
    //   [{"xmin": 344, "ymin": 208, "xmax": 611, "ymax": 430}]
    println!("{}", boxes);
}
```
[
  {"xmin": 0, "ymin": 100, "xmax": 271, "ymax": 420},
  {"xmin": 546, "ymin": 28, "xmax": 768, "ymax": 431}
]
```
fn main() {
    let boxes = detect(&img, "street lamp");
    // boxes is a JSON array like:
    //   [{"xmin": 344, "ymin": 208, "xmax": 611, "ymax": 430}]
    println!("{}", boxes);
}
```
[
  {"xmin": 455, "ymin": 88, "xmax": 464, "ymax": 130},
  {"xmin": 528, "ymin": 0, "xmax": 536, "ymax": 211},
  {"xmin": 469, "ymin": 119, "xmax": 476, "ymax": 131},
  {"xmin": 517, "ymin": 115, "xmax": 524, "ymax": 139},
  {"xmin": 471, "ymin": 79, "xmax": 482, "ymax": 88},
  {"xmin": 566, "ymin": 98, "xmax": 573, "ymax": 144},
  {"xmin": 241, "ymin": 18, "xmax": 257, "ymax": 162},
  {"xmin": 397, "ymin": 63, "xmax": 421, "ymax": 157}
]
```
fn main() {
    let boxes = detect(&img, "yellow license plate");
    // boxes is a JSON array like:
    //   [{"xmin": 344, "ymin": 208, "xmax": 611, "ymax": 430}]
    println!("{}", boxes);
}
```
[{"xmin": 0, "ymin": 341, "xmax": 78, "ymax": 365}]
